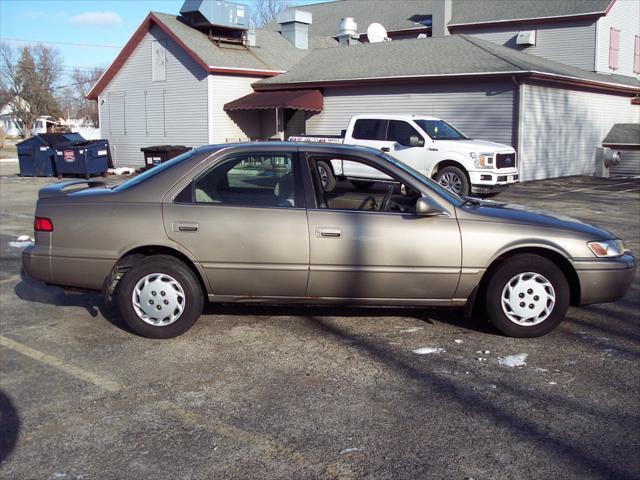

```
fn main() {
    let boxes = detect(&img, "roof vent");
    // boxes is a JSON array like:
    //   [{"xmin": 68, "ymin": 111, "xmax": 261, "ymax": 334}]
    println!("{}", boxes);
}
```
[
  {"xmin": 179, "ymin": 0, "xmax": 249, "ymax": 30},
  {"xmin": 338, "ymin": 17, "xmax": 360, "ymax": 46},
  {"xmin": 516, "ymin": 30, "xmax": 536, "ymax": 46}
]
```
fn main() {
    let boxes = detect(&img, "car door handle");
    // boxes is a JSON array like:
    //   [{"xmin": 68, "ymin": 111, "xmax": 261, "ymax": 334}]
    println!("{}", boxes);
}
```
[
  {"xmin": 381, "ymin": 147, "xmax": 391, "ymax": 152},
  {"xmin": 174, "ymin": 222, "xmax": 199, "ymax": 232},
  {"xmin": 316, "ymin": 227, "xmax": 341, "ymax": 238}
]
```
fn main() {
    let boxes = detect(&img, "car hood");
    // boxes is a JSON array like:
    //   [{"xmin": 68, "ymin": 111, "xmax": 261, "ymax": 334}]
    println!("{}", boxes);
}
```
[
  {"xmin": 435, "ymin": 139, "xmax": 514, "ymax": 153},
  {"xmin": 462, "ymin": 199, "xmax": 614, "ymax": 239}
]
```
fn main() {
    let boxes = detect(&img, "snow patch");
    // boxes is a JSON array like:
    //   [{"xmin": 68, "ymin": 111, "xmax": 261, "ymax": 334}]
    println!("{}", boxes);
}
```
[
  {"xmin": 108, "ymin": 167, "xmax": 136, "ymax": 175},
  {"xmin": 400, "ymin": 327, "xmax": 422, "ymax": 333},
  {"xmin": 497, "ymin": 353, "xmax": 528, "ymax": 367},
  {"xmin": 454, "ymin": 339, "xmax": 463, "ymax": 344},
  {"xmin": 9, "ymin": 235, "xmax": 34, "ymax": 249},
  {"xmin": 413, "ymin": 347, "xmax": 445, "ymax": 355},
  {"xmin": 340, "ymin": 447, "xmax": 362, "ymax": 455}
]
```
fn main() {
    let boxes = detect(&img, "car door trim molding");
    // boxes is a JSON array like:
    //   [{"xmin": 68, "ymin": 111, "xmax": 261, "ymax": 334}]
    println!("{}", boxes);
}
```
[
  {"xmin": 200, "ymin": 262, "xmax": 308, "ymax": 271},
  {"xmin": 310, "ymin": 265, "xmax": 461, "ymax": 274}
]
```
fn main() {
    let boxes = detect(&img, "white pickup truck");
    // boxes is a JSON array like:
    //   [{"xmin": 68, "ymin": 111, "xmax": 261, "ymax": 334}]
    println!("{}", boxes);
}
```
[{"xmin": 290, "ymin": 114, "xmax": 519, "ymax": 196}]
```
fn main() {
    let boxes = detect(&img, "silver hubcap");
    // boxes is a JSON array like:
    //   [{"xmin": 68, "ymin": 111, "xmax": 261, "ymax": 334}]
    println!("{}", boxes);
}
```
[
  {"xmin": 318, "ymin": 165, "xmax": 328, "ymax": 187},
  {"xmin": 439, "ymin": 172, "xmax": 463, "ymax": 194},
  {"xmin": 501, "ymin": 272, "xmax": 555, "ymax": 326},
  {"xmin": 132, "ymin": 273, "xmax": 186, "ymax": 326}
]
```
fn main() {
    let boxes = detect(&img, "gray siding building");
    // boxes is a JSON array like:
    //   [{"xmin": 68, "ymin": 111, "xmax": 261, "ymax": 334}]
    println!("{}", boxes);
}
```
[
  {"xmin": 98, "ymin": 24, "xmax": 209, "ymax": 166},
  {"xmin": 91, "ymin": 0, "xmax": 639, "ymax": 182}
]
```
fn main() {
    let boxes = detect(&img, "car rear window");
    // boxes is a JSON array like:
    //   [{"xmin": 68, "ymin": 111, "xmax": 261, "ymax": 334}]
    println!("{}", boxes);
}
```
[{"xmin": 113, "ymin": 149, "xmax": 199, "ymax": 191}]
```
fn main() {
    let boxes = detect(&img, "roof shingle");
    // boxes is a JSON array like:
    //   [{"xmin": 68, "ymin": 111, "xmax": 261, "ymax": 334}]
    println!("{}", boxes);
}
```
[
  {"xmin": 602, "ymin": 124, "xmax": 640, "ymax": 146},
  {"xmin": 254, "ymin": 34, "xmax": 639, "ymax": 89},
  {"xmin": 264, "ymin": 0, "xmax": 613, "ymax": 37}
]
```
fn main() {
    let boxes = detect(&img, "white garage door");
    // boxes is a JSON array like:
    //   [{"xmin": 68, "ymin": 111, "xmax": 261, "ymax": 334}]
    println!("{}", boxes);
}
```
[{"xmin": 519, "ymin": 84, "xmax": 639, "ymax": 182}]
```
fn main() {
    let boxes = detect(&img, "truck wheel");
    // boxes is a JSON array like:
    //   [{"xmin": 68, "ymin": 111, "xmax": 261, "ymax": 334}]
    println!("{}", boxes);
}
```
[
  {"xmin": 484, "ymin": 254, "xmax": 570, "ymax": 338},
  {"xmin": 434, "ymin": 166, "xmax": 469, "ymax": 196},
  {"xmin": 317, "ymin": 160, "xmax": 336, "ymax": 191},
  {"xmin": 117, "ymin": 255, "xmax": 204, "ymax": 339}
]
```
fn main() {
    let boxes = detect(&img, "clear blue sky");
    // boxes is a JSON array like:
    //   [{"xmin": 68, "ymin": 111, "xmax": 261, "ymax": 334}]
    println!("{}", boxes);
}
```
[{"xmin": 0, "ymin": 0, "xmax": 328, "ymax": 78}]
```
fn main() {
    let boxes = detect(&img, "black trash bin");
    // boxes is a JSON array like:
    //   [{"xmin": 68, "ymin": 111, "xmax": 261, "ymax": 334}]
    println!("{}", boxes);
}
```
[
  {"xmin": 54, "ymin": 139, "xmax": 112, "ymax": 179},
  {"xmin": 17, "ymin": 133, "xmax": 84, "ymax": 177},
  {"xmin": 141, "ymin": 145, "xmax": 192, "ymax": 170}
]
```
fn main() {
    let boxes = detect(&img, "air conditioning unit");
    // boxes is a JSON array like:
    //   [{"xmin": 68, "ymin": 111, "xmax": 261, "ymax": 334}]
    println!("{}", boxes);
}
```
[{"xmin": 516, "ymin": 30, "xmax": 536, "ymax": 46}]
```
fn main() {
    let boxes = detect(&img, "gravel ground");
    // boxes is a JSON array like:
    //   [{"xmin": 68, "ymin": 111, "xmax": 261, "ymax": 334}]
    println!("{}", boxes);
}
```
[{"xmin": 1, "ymin": 162, "xmax": 638, "ymax": 480}]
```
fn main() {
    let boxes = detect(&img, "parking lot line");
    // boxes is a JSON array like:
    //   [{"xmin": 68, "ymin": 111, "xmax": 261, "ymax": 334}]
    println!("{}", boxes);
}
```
[
  {"xmin": 542, "ymin": 180, "xmax": 639, "ymax": 197},
  {"xmin": 0, "ymin": 335, "xmax": 121, "ymax": 392}
]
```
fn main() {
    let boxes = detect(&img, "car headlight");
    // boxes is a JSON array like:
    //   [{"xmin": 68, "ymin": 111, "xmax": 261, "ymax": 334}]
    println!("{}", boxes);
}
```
[
  {"xmin": 587, "ymin": 239, "xmax": 626, "ymax": 257},
  {"xmin": 470, "ymin": 152, "xmax": 494, "ymax": 169}
]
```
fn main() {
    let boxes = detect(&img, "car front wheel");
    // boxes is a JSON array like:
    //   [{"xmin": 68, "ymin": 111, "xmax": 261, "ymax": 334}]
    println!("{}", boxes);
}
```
[
  {"xmin": 484, "ymin": 254, "xmax": 570, "ymax": 338},
  {"xmin": 117, "ymin": 255, "xmax": 204, "ymax": 338}
]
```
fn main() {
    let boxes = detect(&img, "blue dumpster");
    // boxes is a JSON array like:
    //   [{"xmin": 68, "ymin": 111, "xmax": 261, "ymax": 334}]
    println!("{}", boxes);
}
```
[
  {"xmin": 53, "ymin": 139, "xmax": 111, "ymax": 179},
  {"xmin": 17, "ymin": 133, "xmax": 84, "ymax": 177}
]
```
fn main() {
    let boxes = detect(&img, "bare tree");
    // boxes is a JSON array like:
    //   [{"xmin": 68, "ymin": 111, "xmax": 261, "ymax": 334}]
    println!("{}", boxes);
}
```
[
  {"xmin": 59, "ymin": 67, "xmax": 104, "ymax": 126},
  {"xmin": 0, "ymin": 42, "xmax": 63, "ymax": 137},
  {"xmin": 251, "ymin": 0, "xmax": 292, "ymax": 27}
]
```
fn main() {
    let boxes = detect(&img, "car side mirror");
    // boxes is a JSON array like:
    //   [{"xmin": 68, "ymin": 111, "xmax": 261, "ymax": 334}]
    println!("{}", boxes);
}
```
[
  {"xmin": 415, "ymin": 197, "xmax": 445, "ymax": 216},
  {"xmin": 408, "ymin": 135, "xmax": 425, "ymax": 147}
]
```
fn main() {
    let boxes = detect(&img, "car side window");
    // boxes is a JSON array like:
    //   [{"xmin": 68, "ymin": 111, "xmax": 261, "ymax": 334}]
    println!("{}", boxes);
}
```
[
  {"xmin": 352, "ymin": 119, "xmax": 387, "ymax": 140},
  {"xmin": 309, "ymin": 155, "xmax": 421, "ymax": 214},
  {"xmin": 386, "ymin": 120, "xmax": 423, "ymax": 146},
  {"xmin": 184, "ymin": 154, "xmax": 300, "ymax": 208}
]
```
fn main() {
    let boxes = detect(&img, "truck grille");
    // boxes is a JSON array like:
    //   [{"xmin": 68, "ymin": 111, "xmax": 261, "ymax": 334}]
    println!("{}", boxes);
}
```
[{"xmin": 496, "ymin": 153, "xmax": 516, "ymax": 169}]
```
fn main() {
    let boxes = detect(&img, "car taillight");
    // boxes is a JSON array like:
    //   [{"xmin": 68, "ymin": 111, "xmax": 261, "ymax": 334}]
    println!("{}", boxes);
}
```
[{"xmin": 34, "ymin": 217, "xmax": 54, "ymax": 232}]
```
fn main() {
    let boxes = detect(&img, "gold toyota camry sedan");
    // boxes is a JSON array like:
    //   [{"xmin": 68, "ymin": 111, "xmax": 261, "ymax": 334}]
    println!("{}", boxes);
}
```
[{"xmin": 23, "ymin": 143, "xmax": 636, "ymax": 339}]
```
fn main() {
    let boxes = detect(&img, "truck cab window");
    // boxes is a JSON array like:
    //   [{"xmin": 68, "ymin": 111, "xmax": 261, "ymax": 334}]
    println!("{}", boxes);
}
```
[
  {"xmin": 387, "ymin": 120, "xmax": 424, "ymax": 146},
  {"xmin": 352, "ymin": 119, "xmax": 387, "ymax": 140}
]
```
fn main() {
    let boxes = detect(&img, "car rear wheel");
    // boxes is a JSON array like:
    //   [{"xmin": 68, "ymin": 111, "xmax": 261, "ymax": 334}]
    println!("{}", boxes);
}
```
[
  {"xmin": 117, "ymin": 255, "xmax": 204, "ymax": 338},
  {"xmin": 484, "ymin": 254, "xmax": 570, "ymax": 337},
  {"xmin": 434, "ymin": 166, "xmax": 469, "ymax": 196}
]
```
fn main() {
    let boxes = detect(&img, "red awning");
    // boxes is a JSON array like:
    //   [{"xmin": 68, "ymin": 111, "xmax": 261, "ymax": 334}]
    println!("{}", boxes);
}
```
[{"xmin": 224, "ymin": 89, "xmax": 323, "ymax": 112}]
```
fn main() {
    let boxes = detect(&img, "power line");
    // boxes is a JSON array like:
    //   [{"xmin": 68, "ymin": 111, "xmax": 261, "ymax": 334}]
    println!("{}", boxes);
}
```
[{"xmin": 1, "ymin": 37, "xmax": 122, "ymax": 49}]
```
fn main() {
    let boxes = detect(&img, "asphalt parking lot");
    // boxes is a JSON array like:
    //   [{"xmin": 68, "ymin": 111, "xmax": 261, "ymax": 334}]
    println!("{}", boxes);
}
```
[{"xmin": 1, "ymin": 161, "xmax": 639, "ymax": 480}]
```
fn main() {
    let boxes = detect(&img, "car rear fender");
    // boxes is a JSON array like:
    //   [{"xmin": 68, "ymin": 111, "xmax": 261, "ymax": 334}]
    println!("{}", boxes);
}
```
[{"xmin": 105, "ymin": 242, "xmax": 211, "ymax": 301}]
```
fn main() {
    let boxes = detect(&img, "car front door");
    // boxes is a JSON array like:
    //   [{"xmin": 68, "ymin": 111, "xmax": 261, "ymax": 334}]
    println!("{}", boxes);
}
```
[
  {"xmin": 304, "ymin": 152, "xmax": 461, "ymax": 301},
  {"xmin": 162, "ymin": 151, "xmax": 309, "ymax": 297}
]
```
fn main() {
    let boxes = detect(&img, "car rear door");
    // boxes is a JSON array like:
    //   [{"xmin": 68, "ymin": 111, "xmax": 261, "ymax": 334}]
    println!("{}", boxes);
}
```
[{"xmin": 162, "ymin": 149, "xmax": 309, "ymax": 297}]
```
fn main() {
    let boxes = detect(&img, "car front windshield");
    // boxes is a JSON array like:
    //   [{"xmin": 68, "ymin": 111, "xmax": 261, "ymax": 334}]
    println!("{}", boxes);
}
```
[
  {"xmin": 113, "ymin": 148, "xmax": 200, "ymax": 191},
  {"xmin": 375, "ymin": 152, "xmax": 464, "ymax": 205},
  {"xmin": 414, "ymin": 119, "xmax": 467, "ymax": 140}
]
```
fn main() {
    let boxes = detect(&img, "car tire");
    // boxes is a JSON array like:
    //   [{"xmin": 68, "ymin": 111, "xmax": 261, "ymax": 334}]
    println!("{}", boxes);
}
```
[
  {"xmin": 317, "ymin": 160, "xmax": 336, "ymax": 191},
  {"xmin": 351, "ymin": 180, "xmax": 373, "ymax": 191},
  {"xmin": 117, "ymin": 255, "xmax": 204, "ymax": 339},
  {"xmin": 434, "ymin": 166, "xmax": 469, "ymax": 196},
  {"xmin": 484, "ymin": 254, "xmax": 570, "ymax": 338}
]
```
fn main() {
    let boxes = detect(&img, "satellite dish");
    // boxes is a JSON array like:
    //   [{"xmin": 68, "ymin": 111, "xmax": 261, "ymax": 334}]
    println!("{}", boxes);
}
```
[{"xmin": 366, "ymin": 23, "xmax": 388, "ymax": 43}]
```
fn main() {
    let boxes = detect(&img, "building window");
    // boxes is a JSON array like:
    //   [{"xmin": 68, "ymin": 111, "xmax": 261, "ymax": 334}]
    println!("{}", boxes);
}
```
[
  {"xmin": 634, "ymin": 35, "xmax": 640, "ymax": 74},
  {"xmin": 609, "ymin": 28, "xmax": 620, "ymax": 70}
]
